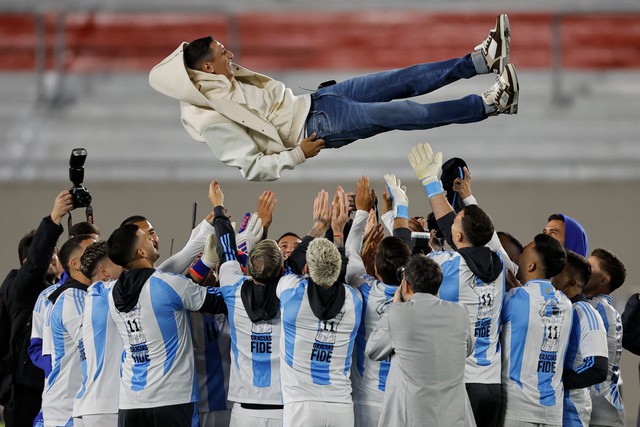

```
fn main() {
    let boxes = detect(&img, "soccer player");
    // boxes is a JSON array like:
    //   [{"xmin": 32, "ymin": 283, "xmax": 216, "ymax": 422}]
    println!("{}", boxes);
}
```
[
  {"xmin": 543, "ymin": 213, "xmax": 589, "ymax": 257},
  {"xmin": 404, "ymin": 143, "xmax": 507, "ymax": 426},
  {"xmin": 106, "ymin": 215, "xmax": 225, "ymax": 426},
  {"xmin": 149, "ymin": 15, "xmax": 518, "ymax": 181},
  {"xmin": 344, "ymin": 176, "xmax": 412, "ymax": 427},
  {"xmin": 277, "ymin": 238, "xmax": 362, "ymax": 427},
  {"xmin": 553, "ymin": 250, "xmax": 608, "ymax": 426},
  {"xmin": 72, "ymin": 241, "xmax": 123, "ymax": 427},
  {"xmin": 501, "ymin": 233, "xmax": 572, "ymax": 426},
  {"xmin": 42, "ymin": 234, "xmax": 96, "ymax": 426},
  {"xmin": 583, "ymin": 248, "xmax": 627, "ymax": 427}
]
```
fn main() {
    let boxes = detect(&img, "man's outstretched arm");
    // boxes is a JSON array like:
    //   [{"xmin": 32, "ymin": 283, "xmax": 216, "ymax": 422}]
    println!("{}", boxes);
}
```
[{"xmin": 203, "ymin": 123, "xmax": 324, "ymax": 181}]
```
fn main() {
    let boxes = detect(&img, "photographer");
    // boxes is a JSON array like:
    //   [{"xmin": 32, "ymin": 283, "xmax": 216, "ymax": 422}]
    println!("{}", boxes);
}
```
[{"xmin": 0, "ymin": 191, "xmax": 73, "ymax": 427}]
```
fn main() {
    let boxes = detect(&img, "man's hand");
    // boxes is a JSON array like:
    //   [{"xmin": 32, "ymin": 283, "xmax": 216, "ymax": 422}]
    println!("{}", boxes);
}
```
[
  {"xmin": 51, "ymin": 191, "xmax": 74, "ymax": 225},
  {"xmin": 408, "ymin": 143, "xmax": 443, "ymax": 187},
  {"xmin": 208, "ymin": 180, "xmax": 224, "ymax": 208},
  {"xmin": 237, "ymin": 214, "xmax": 263, "ymax": 254},
  {"xmin": 453, "ymin": 166, "xmax": 472, "ymax": 200},
  {"xmin": 309, "ymin": 190, "xmax": 332, "ymax": 237},
  {"xmin": 380, "ymin": 190, "xmax": 393, "ymax": 215},
  {"xmin": 364, "ymin": 209, "xmax": 377, "ymax": 238},
  {"xmin": 331, "ymin": 187, "xmax": 350, "ymax": 246},
  {"xmin": 362, "ymin": 223, "xmax": 384, "ymax": 276},
  {"xmin": 383, "ymin": 174, "xmax": 409, "ymax": 219},
  {"xmin": 355, "ymin": 176, "xmax": 373, "ymax": 212},
  {"xmin": 300, "ymin": 132, "xmax": 325, "ymax": 159},
  {"xmin": 257, "ymin": 190, "xmax": 277, "ymax": 229},
  {"xmin": 408, "ymin": 217, "xmax": 426, "ymax": 233}
]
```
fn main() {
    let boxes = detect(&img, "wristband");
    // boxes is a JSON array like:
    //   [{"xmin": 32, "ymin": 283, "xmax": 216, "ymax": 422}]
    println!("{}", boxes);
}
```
[
  {"xmin": 189, "ymin": 259, "xmax": 211, "ymax": 281},
  {"xmin": 333, "ymin": 233, "xmax": 343, "ymax": 238},
  {"xmin": 424, "ymin": 181, "xmax": 444, "ymax": 199},
  {"xmin": 396, "ymin": 205, "xmax": 409, "ymax": 220}
]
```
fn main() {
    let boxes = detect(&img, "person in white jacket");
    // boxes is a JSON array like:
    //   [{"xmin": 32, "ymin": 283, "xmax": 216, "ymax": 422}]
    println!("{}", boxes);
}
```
[{"xmin": 149, "ymin": 14, "xmax": 519, "ymax": 182}]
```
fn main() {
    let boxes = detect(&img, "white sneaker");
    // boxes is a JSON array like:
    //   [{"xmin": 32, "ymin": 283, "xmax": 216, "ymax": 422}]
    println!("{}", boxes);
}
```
[
  {"xmin": 482, "ymin": 63, "xmax": 519, "ymax": 115},
  {"xmin": 475, "ymin": 14, "xmax": 510, "ymax": 74}
]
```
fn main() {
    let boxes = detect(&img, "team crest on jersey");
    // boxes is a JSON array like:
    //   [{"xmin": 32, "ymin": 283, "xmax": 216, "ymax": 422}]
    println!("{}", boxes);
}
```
[
  {"xmin": 539, "ymin": 299, "xmax": 564, "ymax": 353},
  {"xmin": 315, "ymin": 309, "xmax": 345, "ymax": 344},
  {"xmin": 470, "ymin": 279, "xmax": 496, "ymax": 320},
  {"xmin": 376, "ymin": 297, "xmax": 394, "ymax": 316},
  {"xmin": 251, "ymin": 320, "xmax": 272, "ymax": 334}
]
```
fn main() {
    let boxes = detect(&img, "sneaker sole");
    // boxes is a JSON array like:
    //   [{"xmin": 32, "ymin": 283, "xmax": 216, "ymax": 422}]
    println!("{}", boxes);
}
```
[
  {"xmin": 504, "ymin": 63, "xmax": 519, "ymax": 114},
  {"xmin": 495, "ymin": 14, "xmax": 510, "ymax": 74}
]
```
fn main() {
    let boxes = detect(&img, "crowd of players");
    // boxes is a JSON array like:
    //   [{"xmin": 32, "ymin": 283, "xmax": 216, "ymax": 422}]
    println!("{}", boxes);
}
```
[{"xmin": 0, "ymin": 142, "xmax": 636, "ymax": 427}]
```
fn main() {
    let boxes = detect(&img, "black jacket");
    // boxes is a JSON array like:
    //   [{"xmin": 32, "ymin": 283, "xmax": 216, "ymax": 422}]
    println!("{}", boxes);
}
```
[
  {"xmin": 0, "ymin": 216, "xmax": 62, "ymax": 394},
  {"xmin": 622, "ymin": 293, "xmax": 640, "ymax": 356}
]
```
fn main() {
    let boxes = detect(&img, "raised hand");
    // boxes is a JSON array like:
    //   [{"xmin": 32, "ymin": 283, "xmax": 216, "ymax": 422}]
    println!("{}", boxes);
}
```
[
  {"xmin": 383, "ymin": 174, "xmax": 409, "ymax": 219},
  {"xmin": 408, "ymin": 143, "xmax": 443, "ymax": 190},
  {"xmin": 51, "ymin": 190, "xmax": 74, "ymax": 225},
  {"xmin": 257, "ymin": 190, "xmax": 277, "ymax": 229},
  {"xmin": 309, "ymin": 189, "xmax": 332, "ymax": 237},
  {"xmin": 452, "ymin": 166, "xmax": 472, "ymax": 199},
  {"xmin": 208, "ymin": 180, "xmax": 224, "ymax": 208}
]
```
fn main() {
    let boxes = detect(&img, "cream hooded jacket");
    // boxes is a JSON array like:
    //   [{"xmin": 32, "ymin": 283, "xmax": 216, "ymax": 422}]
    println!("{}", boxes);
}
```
[{"xmin": 149, "ymin": 42, "xmax": 311, "ymax": 182}]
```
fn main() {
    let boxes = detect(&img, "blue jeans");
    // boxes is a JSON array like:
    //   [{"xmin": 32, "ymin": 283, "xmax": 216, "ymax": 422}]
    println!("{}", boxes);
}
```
[{"xmin": 305, "ymin": 54, "xmax": 486, "ymax": 148}]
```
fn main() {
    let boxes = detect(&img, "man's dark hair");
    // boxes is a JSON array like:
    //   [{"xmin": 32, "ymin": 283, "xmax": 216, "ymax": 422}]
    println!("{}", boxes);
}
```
[
  {"xmin": 184, "ymin": 36, "xmax": 215, "ymax": 70},
  {"xmin": 403, "ymin": 254, "xmax": 443, "ymax": 295},
  {"xmin": 107, "ymin": 224, "xmax": 140, "ymax": 268},
  {"xmin": 80, "ymin": 241, "xmax": 108, "ymax": 280},
  {"xmin": 497, "ymin": 230, "xmax": 524, "ymax": 263},
  {"xmin": 375, "ymin": 237, "xmax": 411, "ymax": 286},
  {"xmin": 461, "ymin": 205, "xmax": 494, "ymax": 247},
  {"xmin": 120, "ymin": 215, "xmax": 148, "ymax": 227},
  {"xmin": 69, "ymin": 222, "xmax": 100, "ymax": 238},
  {"xmin": 59, "ymin": 234, "xmax": 94, "ymax": 275},
  {"xmin": 533, "ymin": 233, "xmax": 566, "ymax": 279},
  {"xmin": 18, "ymin": 229, "xmax": 36, "ymax": 264},
  {"xmin": 564, "ymin": 250, "xmax": 591, "ymax": 290},
  {"xmin": 547, "ymin": 213, "xmax": 565, "ymax": 223},
  {"xmin": 591, "ymin": 248, "xmax": 626, "ymax": 292},
  {"xmin": 277, "ymin": 232, "xmax": 302, "ymax": 243}
]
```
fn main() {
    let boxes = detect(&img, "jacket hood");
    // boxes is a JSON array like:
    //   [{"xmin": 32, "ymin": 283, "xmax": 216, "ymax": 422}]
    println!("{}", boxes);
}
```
[
  {"xmin": 112, "ymin": 268, "xmax": 155, "ymax": 313},
  {"xmin": 558, "ymin": 213, "xmax": 588, "ymax": 257},
  {"xmin": 457, "ymin": 246, "xmax": 503, "ymax": 283},
  {"xmin": 307, "ymin": 278, "xmax": 346, "ymax": 321},
  {"xmin": 149, "ymin": 42, "xmax": 274, "ymax": 108}
]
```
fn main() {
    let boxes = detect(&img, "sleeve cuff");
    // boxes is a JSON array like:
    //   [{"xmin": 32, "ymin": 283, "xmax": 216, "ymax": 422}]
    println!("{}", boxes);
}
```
[{"xmin": 291, "ymin": 146, "xmax": 306, "ymax": 165}]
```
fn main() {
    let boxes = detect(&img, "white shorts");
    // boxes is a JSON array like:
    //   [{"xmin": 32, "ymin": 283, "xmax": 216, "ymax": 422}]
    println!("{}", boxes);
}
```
[
  {"xmin": 283, "ymin": 401, "xmax": 354, "ymax": 427},
  {"xmin": 229, "ymin": 403, "xmax": 283, "ymax": 427},
  {"xmin": 200, "ymin": 409, "xmax": 232, "ymax": 427},
  {"xmin": 354, "ymin": 402, "xmax": 382, "ymax": 427},
  {"xmin": 73, "ymin": 414, "xmax": 118, "ymax": 427}
]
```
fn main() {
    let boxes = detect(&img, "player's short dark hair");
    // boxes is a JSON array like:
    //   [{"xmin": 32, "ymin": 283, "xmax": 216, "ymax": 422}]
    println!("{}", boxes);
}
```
[
  {"xmin": 59, "ymin": 234, "xmax": 95, "ymax": 275},
  {"xmin": 184, "ymin": 36, "xmax": 215, "ymax": 70},
  {"xmin": 18, "ymin": 229, "xmax": 36, "ymax": 264},
  {"xmin": 547, "ymin": 213, "xmax": 565, "ymax": 223},
  {"xmin": 461, "ymin": 205, "xmax": 494, "ymax": 247},
  {"xmin": 120, "ymin": 215, "xmax": 148, "ymax": 227},
  {"xmin": 81, "ymin": 241, "xmax": 108, "ymax": 280},
  {"xmin": 69, "ymin": 221, "xmax": 100, "ymax": 238},
  {"xmin": 533, "ymin": 233, "xmax": 566, "ymax": 279},
  {"xmin": 591, "ymin": 248, "xmax": 626, "ymax": 292},
  {"xmin": 375, "ymin": 236, "xmax": 411, "ymax": 286},
  {"xmin": 107, "ymin": 224, "xmax": 140, "ymax": 268},
  {"xmin": 564, "ymin": 250, "xmax": 591, "ymax": 290},
  {"xmin": 277, "ymin": 232, "xmax": 302, "ymax": 243},
  {"xmin": 403, "ymin": 254, "xmax": 443, "ymax": 295}
]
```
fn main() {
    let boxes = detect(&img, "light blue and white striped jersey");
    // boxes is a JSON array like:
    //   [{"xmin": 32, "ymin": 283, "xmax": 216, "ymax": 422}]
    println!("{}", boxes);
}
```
[
  {"xmin": 32, "ymin": 283, "xmax": 60, "ymax": 342},
  {"xmin": 501, "ymin": 279, "xmax": 573, "ymax": 425},
  {"xmin": 350, "ymin": 276, "xmax": 396, "ymax": 407},
  {"xmin": 74, "ymin": 280, "xmax": 122, "ymax": 417},
  {"xmin": 43, "ymin": 286, "xmax": 87, "ymax": 426},
  {"xmin": 589, "ymin": 294, "xmax": 626, "ymax": 426},
  {"xmin": 217, "ymin": 261, "xmax": 282, "ymax": 405},
  {"xmin": 429, "ymin": 250, "xmax": 505, "ymax": 383},
  {"xmin": 563, "ymin": 299, "xmax": 608, "ymax": 427},
  {"xmin": 191, "ymin": 312, "xmax": 231, "ymax": 413},
  {"xmin": 108, "ymin": 270, "xmax": 210, "ymax": 410},
  {"xmin": 277, "ymin": 274, "xmax": 362, "ymax": 405}
]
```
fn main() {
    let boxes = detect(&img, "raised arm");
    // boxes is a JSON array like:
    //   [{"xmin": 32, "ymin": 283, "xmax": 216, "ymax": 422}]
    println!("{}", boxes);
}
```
[
  {"xmin": 203, "ymin": 124, "xmax": 323, "ymax": 181},
  {"xmin": 12, "ymin": 191, "xmax": 71, "ymax": 305},
  {"xmin": 345, "ymin": 177, "xmax": 374, "ymax": 286}
]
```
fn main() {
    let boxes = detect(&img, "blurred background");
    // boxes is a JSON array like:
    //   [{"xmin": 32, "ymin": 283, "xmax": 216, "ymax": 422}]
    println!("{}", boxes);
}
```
[{"xmin": 1, "ymin": 0, "xmax": 639, "ymax": 424}]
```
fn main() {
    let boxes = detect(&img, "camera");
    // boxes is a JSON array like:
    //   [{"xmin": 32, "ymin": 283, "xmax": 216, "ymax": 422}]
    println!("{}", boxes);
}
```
[{"xmin": 69, "ymin": 148, "xmax": 92, "ymax": 209}]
